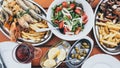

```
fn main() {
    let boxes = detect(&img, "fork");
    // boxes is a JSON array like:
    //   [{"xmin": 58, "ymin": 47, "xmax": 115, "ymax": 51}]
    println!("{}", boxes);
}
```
[{"xmin": 58, "ymin": 59, "xmax": 80, "ymax": 64}]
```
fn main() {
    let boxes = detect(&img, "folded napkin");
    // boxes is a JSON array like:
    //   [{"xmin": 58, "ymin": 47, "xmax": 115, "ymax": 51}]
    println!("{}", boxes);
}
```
[{"xmin": 0, "ymin": 42, "xmax": 31, "ymax": 68}]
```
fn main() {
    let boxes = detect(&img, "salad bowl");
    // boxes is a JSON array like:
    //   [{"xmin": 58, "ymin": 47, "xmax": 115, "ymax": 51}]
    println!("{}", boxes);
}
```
[{"xmin": 47, "ymin": 0, "xmax": 94, "ymax": 41}]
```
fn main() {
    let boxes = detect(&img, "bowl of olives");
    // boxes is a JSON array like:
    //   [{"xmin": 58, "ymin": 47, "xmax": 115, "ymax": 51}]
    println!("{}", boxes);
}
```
[{"xmin": 66, "ymin": 36, "xmax": 93, "ymax": 68}]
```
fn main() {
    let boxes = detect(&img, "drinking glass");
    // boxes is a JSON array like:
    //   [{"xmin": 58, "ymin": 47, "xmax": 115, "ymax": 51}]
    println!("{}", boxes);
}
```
[{"xmin": 12, "ymin": 42, "xmax": 42, "ymax": 63}]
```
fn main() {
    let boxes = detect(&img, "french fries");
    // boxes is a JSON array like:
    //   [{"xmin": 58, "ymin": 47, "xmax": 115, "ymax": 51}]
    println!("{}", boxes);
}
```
[
  {"xmin": 96, "ymin": 21, "xmax": 120, "ymax": 48},
  {"xmin": 21, "ymin": 21, "xmax": 48, "ymax": 42}
]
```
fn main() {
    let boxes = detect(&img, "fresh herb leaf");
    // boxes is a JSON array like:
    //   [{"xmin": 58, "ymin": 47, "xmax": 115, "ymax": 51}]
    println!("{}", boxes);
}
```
[
  {"xmin": 74, "ymin": 14, "xmax": 79, "ymax": 18},
  {"xmin": 17, "ymin": 9, "xmax": 30, "ymax": 18}
]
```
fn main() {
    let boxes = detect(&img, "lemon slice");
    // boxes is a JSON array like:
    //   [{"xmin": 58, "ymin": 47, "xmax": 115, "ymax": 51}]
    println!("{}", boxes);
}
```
[
  {"xmin": 43, "ymin": 59, "xmax": 56, "ymax": 67},
  {"xmin": 48, "ymin": 47, "xmax": 60, "ymax": 59},
  {"xmin": 57, "ymin": 48, "xmax": 66, "ymax": 61}
]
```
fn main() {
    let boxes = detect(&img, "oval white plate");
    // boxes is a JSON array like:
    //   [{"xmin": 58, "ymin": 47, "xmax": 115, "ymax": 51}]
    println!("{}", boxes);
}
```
[
  {"xmin": 47, "ymin": 0, "xmax": 94, "ymax": 41},
  {"xmin": 81, "ymin": 54, "xmax": 120, "ymax": 68}
]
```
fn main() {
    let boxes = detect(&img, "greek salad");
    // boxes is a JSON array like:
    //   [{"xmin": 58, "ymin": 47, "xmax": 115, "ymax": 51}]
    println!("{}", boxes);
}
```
[{"xmin": 51, "ymin": 1, "xmax": 88, "ymax": 35}]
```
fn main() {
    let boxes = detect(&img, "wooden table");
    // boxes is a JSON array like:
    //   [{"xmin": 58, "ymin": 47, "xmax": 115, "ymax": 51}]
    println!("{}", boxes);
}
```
[{"xmin": 0, "ymin": 0, "xmax": 119, "ymax": 68}]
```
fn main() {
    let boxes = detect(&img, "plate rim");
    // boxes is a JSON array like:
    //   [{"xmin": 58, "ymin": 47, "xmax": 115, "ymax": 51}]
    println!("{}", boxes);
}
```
[{"xmin": 81, "ymin": 54, "xmax": 120, "ymax": 68}]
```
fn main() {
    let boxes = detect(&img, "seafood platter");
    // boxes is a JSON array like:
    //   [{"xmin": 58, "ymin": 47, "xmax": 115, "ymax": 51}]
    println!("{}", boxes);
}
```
[{"xmin": 0, "ymin": 0, "xmax": 52, "ymax": 46}]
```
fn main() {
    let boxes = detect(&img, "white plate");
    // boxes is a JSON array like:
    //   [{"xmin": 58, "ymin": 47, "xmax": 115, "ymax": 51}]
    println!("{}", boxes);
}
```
[
  {"xmin": 81, "ymin": 54, "xmax": 120, "ymax": 68},
  {"xmin": 0, "ymin": 42, "xmax": 31, "ymax": 68},
  {"xmin": 47, "ymin": 0, "xmax": 94, "ymax": 41}
]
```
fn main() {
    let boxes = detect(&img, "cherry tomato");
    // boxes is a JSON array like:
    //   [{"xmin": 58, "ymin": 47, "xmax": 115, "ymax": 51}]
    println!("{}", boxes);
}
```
[
  {"xmin": 54, "ymin": 20, "xmax": 59, "ymax": 24},
  {"xmin": 82, "ymin": 13, "xmax": 88, "ymax": 24},
  {"xmin": 55, "ymin": 6, "xmax": 62, "ymax": 12},
  {"xmin": 75, "ymin": 27, "xmax": 81, "ymax": 35},
  {"xmin": 64, "ymin": 27, "xmax": 70, "ymax": 34},
  {"xmin": 75, "ymin": 8, "xmax": 81, "ymax": 14},
  {"xmin": 66, "ymin": 15, "xmax": 72, "ymax": 19},
  {"xmin": 59, "ymin": 21, "xmax": 64, "ymax": 29},
  {"xmin": 70, "ymin": 3, "xmax": 75, "ymax": 9},
  {"xmin": 62, "ymin": 1, "xmax": 68, "ymax": 8}
]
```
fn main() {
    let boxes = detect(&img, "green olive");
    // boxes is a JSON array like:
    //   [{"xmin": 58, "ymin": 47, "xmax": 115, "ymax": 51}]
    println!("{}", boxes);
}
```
[
  {"xmin": 77, "ymin": 55, "xmax": 81, "ymax": 60},
  {"xmin": 75, "ymin": 47, "xmax": 79, "ymax": 51},
  {"xmin": 83, "ymin": 50, "xmax": 87, "ymax": 54},
  {"xmin": 83, "ymin": 53, "xmax": 86, "ymax": 57},
  {"xmin": 84, "ymin": 45, "xmax": 90, "ymax": 49},
  {"xmin": 71, "ymin": 54, "xmax": 75, "ymax": 59},
  {"xmin": 80, "ymin": 52, "xmax": 84, "ymax": 56},
  {"xmin": 75, "ymin": 54, "xmax": 79, "ymax": 58},
  {"xmin": 76, "ymin": 50, "xmax": 80, "ymax": 53},
  {"xmin": 81, "ymin": 45, "xmax": 85, "ymax": 48},
  {"xmin": 82, "ymin": 42, "xmax": 88, "ymax": 46}
]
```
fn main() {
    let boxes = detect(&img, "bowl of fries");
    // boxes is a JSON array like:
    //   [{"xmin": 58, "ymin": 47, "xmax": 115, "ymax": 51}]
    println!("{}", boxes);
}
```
[
  {"xmin": 0, "ymin": 0, "xmax": 52, "ymax": 46},
  {"xmin": 93, "ymin": 0, "xmax": 120, "ymax": 55}
]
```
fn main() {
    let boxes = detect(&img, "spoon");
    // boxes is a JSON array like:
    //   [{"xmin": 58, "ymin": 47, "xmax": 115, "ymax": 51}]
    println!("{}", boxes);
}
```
[
  {"xmin": 37, "ymin": 14, "xmax": 54, "ymax": 26},
  {"xmin": 36, "ymin": 15, "xmax": 60, "ymax": 32},
  {"xmin": 34, "ymin": 27, "xmax": 59, "ymax": 32},
  {"xmin": 62, "ymin": 59, "xmax": 80, "ymax": 63}
]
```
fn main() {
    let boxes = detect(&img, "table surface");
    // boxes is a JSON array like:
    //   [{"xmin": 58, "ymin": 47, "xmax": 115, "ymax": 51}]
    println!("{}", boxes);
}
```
[{"xmin": 0, "ymin": 0, "xmax": 119, "ymax": 68}]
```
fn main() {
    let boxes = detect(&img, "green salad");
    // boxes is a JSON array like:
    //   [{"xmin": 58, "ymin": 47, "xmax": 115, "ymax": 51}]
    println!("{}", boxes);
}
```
[{"xmin": 51, "ymin": 1, "xmax": 88, "ymax": 35}]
